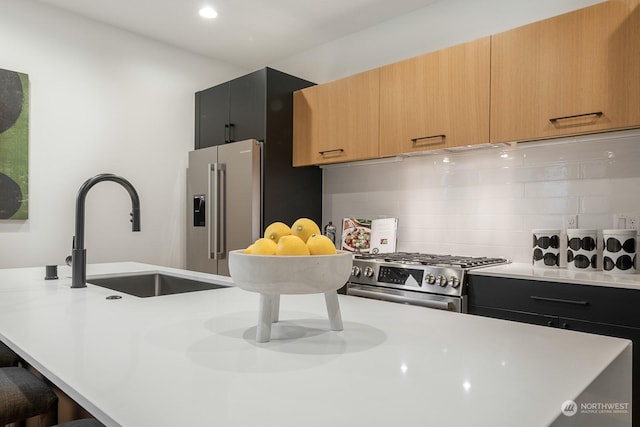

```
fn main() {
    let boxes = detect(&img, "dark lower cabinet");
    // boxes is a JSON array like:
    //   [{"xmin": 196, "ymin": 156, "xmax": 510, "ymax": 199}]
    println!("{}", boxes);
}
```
[
  {"xmin": 468, "ymin": 274, "xmax": 639, "ymax": 425},
  {"xmin": 469, "ymin": 305, "xmax": 559, "ymax": 327}
]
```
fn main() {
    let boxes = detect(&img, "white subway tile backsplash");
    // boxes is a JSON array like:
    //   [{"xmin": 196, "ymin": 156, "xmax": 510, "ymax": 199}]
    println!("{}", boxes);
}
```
[
  {"xmin": 514, "ymin": 163, "xmax": 581, "ymax": 182},
  {"xmin": 398, "ymin": 226, "xmax": 445, "ymax": 243},
  {"xmin": 577, "ymin": 214, "xmax": 615, "ymax": 230},
  {"xmin": 516, "ymin": 197, "xmax": 579, "ymax": 215},
  {"xmin": 580, "ymin": 161, "xmax": 609, "ymax": 179},
  {"xmin": 322, "ymin": 130, "xmax": 640, "ymax": 263},
  {"xmin": 579, "ymin": 196, "xmax": 611, "ymax": 214},
  {"xmin": 439, "ymin": 170, "xmax": 480, "ymax": 188},
  {"xmin": 573, "ymin": 179, "xmax": 611, "ymax": 196},
  {"xmin": 476, "ymin": 183, "xmax": 524, "ymax": 199},
  {"xmin": 524, "ymin": 181, "xmax": 571, "ymax": 198},
  {"xmin": 464, "ymin": 214, "xmax": 524, "ymax": 231},
  {"xmin": 608, "ymin": 179, "xmax": 640, "ymax": 213},
  {"xmin": 520, "ymin": 137, "xmax": 581, "ymax": 164},
  {"xmin": 582, "ymin": 157, "xmax": 640, "ymax": 179},
  {"xmin": 476, "ymin": 166, "xmax": 520, "ymax": 185},
  {"xmin": 522, "ymin": 214, "xmax": 564, "ymax": 230}
]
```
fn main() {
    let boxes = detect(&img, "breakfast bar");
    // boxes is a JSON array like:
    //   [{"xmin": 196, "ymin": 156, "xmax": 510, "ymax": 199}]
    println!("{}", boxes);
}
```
[{"xmin": 0, "ymin": 263, "xmax": 632, "ymax": 426}]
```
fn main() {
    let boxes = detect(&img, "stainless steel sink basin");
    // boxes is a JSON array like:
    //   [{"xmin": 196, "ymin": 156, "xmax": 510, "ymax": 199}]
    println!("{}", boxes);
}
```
[{"xmin": 87, "ymin": 273, "xmax": 228, "ymax": 298}]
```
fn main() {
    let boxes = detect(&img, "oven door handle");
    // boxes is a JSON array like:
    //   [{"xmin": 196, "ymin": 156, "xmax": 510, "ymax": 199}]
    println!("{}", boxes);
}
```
[{"xmin": 348, "ymin": 287, "xmax": 454, "ymax": 311}]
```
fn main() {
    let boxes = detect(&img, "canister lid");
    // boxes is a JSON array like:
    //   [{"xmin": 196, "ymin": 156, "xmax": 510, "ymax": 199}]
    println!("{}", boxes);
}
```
[
  {"xmin": 602, "ymin": 229, "xmax": 637, "ymax": 235},
  {"xmin": 532, "ymin": 229, "xmax": 561, "ymax": 234},
  {"xmin": 566, "ymin": 229, "xmax": 597, "ymax": 236}
]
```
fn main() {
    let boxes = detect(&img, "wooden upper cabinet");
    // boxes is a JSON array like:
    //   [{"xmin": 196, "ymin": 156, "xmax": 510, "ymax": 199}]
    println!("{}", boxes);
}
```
[
  {"xmin": 293, "ymin": 69, "xmax": 379, "ymax": 166},
  {"xmin": 379, "ymin": 37, "xmax": 491, "ymax": 157},
  {"xmin": 490, "ymin": 0, "xmax": 640, "ymax": 143}
]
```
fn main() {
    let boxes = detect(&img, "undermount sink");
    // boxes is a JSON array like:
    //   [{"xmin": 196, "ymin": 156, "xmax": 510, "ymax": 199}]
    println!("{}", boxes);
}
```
[{"xmin": 87, "ymin": 272, "xmax": 228, "ymax": 298}]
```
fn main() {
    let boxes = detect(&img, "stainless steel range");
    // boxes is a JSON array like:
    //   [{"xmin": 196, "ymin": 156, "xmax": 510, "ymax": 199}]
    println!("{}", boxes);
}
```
[{"xmin": 347, "ymin": 252, "xmax": 509, "ymax": 312}]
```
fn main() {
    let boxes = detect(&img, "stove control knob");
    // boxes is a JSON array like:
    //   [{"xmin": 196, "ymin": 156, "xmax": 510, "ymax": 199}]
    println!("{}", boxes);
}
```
[
  {"xmin": 425, "ymin": 273, "xmax": 436, "ymax": 285},
  {"xmin": 436, "ymin": 275, "xmax": 447, "ymax": 287},
  {"xmin": 363, "ymin": 266, "xmax": 374, "ymax": 278},
  {"xmin": 351, "ymin": 266, "xmax": 361, "ymax": 277},
  {"xmin": 449, "ymin": 277, "xmax": 460, "ymax": 288}
]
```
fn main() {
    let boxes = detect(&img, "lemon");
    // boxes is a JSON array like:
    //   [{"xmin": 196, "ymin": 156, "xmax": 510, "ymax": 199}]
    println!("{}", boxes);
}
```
[
  {"xmin": 306, "ymin": 234, "xmax": 337, "ymax": 255},
  {"xmin": 276, "ymin": 235, "xmax": 310, "ymax": 256},
  {"xmin": 244, "ymin": 244, "xmax": 255, "ymax": 254},
  {"xmin": 290, "ymin": 218, "xmax": 321, "ymax": 244},
  {"xmin": 264, "ymin": 221, "xmax": 291, "ymax": 243},
  {"xmin": 252, "ymin": 238, "xmax": 278, "ymax": 255}
]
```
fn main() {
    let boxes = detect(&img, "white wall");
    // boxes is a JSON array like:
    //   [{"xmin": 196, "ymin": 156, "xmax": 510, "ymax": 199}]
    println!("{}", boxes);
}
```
[
  {"xmin": 271, "ymin": 0, "xmax": 603, "ymax": 83},
  {"xmin": 0, "ymin": 0, "xmax": 247, "ymax": 268},
  {"xmin": 323, "ymin": 130, "xmax": 640, "ymax": 264}
]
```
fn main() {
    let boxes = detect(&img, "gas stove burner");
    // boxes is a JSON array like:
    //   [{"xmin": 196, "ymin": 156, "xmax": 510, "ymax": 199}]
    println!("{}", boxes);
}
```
[
  {"xmin": 354, "ymin": 252, "xmax": 508, "ymax": 269},
  {"xmin": 355, "ymin": 252, "xmax": 437, "ymax": 261}
]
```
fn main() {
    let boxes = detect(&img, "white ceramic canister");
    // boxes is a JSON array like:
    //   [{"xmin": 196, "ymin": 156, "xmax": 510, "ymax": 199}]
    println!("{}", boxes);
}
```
[
  {"xmin": 566, "ymin": 229, "xmax": 598, "ymax": 270},
  {"xmin": 532, "ymin": 229, "xmax": 561, "ymax": 268},
  {"xmin": 602, "ymin": 229, "xmax": 637, "ymax": 274}
]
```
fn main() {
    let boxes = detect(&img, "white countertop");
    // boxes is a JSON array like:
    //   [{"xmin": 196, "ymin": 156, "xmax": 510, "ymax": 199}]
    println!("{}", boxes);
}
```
[
  {"xmin": 0, "ymin": 262, "xmax": 631, "ymax": 427},
  {"xmin": 471, "ymin": 262, "xmax": 640, "ymax": 289}
]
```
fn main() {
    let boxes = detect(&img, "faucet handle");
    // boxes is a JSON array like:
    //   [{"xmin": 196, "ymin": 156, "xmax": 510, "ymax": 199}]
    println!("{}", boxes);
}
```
[{"xmin": 65, "ymin": 255, "xmax": 72, "ymax": 266}]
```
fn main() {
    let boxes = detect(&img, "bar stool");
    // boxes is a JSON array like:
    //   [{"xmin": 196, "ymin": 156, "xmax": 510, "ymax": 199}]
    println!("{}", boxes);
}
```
[
  {"xmin": 0, "ymin": 366, "xmax": 59, "ymax": 426},
  {"xmin": 0, "ymin": 340, "xmax": 20, "ymax": 367},
  {"xmin": 54, "ymin": 419, "xmax": 105, "ymax": 427},
  {"xmin": 0, "ymin": 342, "xmax": 103, "ymax": 427}
]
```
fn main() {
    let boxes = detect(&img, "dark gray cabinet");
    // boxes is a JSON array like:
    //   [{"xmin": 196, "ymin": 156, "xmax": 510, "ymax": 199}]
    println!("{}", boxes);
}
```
[
  {"xmin": 195, "ymin": 67, "xmax": 314, "ymax": 149},
  {"xmin": 468, "ymin": 275, "xmax": 640, "ymax": 328},
  {"xmin": 194, "ymin": 67, "xmax": 323, "ymax": 230},
  {"xmin": 195, "ymin": 83, "xmax": 229, "ymax": 147},
  {"xmin": 468, "ymin": 274, "xmax": 639, "ymax": 424}
]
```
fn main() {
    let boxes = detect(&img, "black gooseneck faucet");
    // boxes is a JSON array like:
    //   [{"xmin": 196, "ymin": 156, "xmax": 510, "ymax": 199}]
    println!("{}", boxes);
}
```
[{"xmin": 71, "ymin": 174, "xmax": 141, "ymax": 288}]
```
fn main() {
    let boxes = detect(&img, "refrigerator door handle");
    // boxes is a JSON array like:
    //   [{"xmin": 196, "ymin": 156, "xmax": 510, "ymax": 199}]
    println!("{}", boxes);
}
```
[
  {"xmin": 217, "ymin": 163, "xmax": 226, "ymax": 259},
  {"xmin": 207, "ymin": 163, "xmax": 217, "ymax": 260},
  {"xmin": 207, "ymin": 163, "xmax": 214, "ymax": 259},
  {"xmin": 208, "ymin": 162, "xmax": 226, "ymax": 260}
]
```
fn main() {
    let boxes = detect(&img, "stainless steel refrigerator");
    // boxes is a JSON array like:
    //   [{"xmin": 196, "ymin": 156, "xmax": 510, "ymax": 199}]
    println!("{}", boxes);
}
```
[{"xmin": 186, "ymin": 139, "xmax": 261, "ymax": 275}]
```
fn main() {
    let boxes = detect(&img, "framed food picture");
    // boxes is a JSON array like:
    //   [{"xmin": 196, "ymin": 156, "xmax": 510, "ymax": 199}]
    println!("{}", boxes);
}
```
[
  {"xmin": 0, "ymin": 67, "xmax": 29, "ymax": 220},
  {"xmin": 341, "ymin": 218, "xmax": 372, "ymax": 252}
]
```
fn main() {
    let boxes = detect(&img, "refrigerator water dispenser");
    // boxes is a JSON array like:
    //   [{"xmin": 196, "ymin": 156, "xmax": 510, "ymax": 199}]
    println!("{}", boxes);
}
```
[{"xmin": 193, "ymin": 195, "xmax": 205, "ymax": 227}]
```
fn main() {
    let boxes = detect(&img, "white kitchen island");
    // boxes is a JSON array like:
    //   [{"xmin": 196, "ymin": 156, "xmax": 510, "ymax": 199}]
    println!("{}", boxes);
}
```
[{"xmin": 0, "ymin": 263, "xmax": 631, "ymax": 427}]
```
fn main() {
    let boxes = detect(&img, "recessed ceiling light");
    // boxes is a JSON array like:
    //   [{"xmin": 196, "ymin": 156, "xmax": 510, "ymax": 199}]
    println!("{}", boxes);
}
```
[{"xmin": 199, "ymin": 7, "xmax": 218, "ymax": 19}]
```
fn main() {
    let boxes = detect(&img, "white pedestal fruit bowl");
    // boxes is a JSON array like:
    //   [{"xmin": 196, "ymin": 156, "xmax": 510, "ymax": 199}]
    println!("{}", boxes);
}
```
[{"xmin": 228, "ymin": 249, "xmax": 353, "ymax": 342}]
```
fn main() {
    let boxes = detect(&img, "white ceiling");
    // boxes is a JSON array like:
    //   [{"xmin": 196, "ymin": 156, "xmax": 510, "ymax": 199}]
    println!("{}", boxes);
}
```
[{"xmin": 34, "ymin": 0, "xmax": 442, "ymax": 69}]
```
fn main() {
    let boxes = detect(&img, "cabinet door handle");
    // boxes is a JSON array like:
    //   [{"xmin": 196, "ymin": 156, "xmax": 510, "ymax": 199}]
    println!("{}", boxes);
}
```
[
  {"xmin": 228, "ymin": 123, "xmax": 235, "ymax": 143},
  {"xmin": 549, "ymin": 111, "xmax": 603, "ymax": 124},
  {"xmin": 562, "ymin": 322, "xmax": 570, "ymax": 329},
  {"xmin": 546, "ymin": 320, "xmax": 554, "ymax": 327},
  {"xmin": 224, "ymin": 124, "xmax": 230, "ymax": 143},
  {"xmin": 319, "ymin": 148, "xmax": 345, "ymax": 155},
  {"xmin": 411, "ymin": 134, "xmax": 446, "ymax": 145},
  {"xmin": 530, "ymin": 296, "xmax": 589, "ymax": 306}
]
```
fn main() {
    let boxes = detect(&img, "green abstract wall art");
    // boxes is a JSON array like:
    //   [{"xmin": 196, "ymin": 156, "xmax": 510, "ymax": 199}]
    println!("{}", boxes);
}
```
[{"xmin": 0, "ymin": 68, "xmax": 29, "ymax": 220}]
